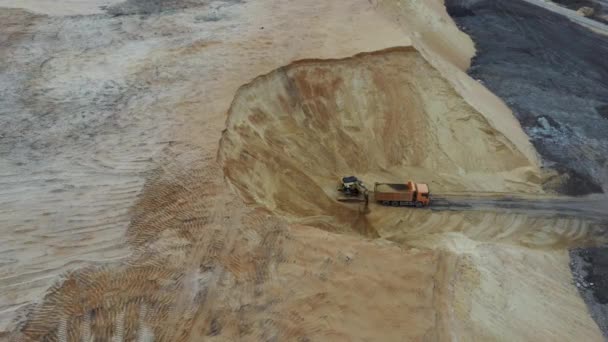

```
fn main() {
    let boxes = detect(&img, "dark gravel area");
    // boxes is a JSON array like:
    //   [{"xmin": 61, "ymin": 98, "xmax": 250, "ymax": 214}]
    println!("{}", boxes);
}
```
[
  {"xmin": 445, "ymin": 0, "xmax": 608, "ymax": 337},
  {"xmin": 446, "ymin": 0, "xmax": 608, "ymax": 196},
  {"xmin": 571, "ymin": 246, "xmax": 608, "ymax": 337}
]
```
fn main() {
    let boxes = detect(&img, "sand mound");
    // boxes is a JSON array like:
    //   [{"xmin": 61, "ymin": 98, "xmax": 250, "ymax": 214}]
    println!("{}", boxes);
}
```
[{"xmin": 219, "ymin": 47, "xmax": 541, "ymax": 233}]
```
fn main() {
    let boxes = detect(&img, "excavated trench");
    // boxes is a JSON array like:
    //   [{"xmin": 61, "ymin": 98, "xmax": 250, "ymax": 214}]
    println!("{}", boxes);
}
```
[{"xmin": 218, "ymin": 47, "xmax": 548, "ymax": 238}]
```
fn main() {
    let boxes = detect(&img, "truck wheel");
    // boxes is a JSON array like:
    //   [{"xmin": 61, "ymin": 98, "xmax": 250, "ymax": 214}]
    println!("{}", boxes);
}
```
[
  {"xmin": 391, "ymin": 201, "xmax": 399, "ymax": 207},
  {"xmin": 415, "ymin": 202, "xmax": 423, "ymax": 208},
  {"xmin": 381, "ymin": 201, "xmax": 390, "ymax": 206}
]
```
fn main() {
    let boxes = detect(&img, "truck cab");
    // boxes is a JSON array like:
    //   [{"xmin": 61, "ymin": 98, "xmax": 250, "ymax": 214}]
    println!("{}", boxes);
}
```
[{"xmin": 414, "ymin": 182, "xmax": 430, "ymax": 206}]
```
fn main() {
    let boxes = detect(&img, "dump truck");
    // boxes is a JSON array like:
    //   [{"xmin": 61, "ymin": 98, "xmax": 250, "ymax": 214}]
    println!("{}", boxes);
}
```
[{"xmin": 374, "ymin": 181, "xmax": 430, "ymax": 207}]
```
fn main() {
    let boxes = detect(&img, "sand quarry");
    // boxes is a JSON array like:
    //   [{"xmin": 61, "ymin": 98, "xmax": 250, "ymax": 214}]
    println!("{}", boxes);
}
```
[{"xmin": 1, "ymin": 0, "xmax": 608, "ymax": 340}]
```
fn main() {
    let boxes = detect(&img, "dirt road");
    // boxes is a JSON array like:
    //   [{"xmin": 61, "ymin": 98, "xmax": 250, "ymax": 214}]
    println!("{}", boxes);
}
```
[
  {"xmin": 522, "ymin": 0, "xmax": 608, "ymax": 31},
  {"xmin": 431, "ymin": 194, "xmax": 608, "ymax": 222}
]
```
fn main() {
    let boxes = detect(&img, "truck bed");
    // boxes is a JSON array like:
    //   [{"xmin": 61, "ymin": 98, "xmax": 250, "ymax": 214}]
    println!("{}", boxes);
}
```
[{"xmin": 375, "ymin": 183, "xmax": 411, "ymax": 193}]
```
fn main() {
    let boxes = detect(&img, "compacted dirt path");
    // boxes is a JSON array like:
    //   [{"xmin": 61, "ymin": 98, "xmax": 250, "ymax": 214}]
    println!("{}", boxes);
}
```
[
  {"xmin": 431, "ymin": 194, "xmax": 608, "ymax": 222},
  {"xmin": 524, "ymin": 0, "xmax": 608, "ymax": 29}
]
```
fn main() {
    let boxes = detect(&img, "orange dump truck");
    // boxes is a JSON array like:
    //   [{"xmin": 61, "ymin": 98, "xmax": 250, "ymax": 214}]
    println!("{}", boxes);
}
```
[{"xmin": 374, "ymin": 181, "xmax": 430, "ymax": 207}]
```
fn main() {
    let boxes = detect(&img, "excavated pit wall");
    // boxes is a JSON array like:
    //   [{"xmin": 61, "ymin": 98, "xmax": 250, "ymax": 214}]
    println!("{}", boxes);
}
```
[
  {"xmin": 218, "ymin": 47, "xmax": 542, "ymax": 235},
  {"xmin": 217, "ymin": 46, "xmax": 607, "ymax": 340}
]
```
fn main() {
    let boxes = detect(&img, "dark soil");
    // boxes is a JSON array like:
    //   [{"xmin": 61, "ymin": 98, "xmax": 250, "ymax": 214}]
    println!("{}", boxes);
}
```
[
  {"xmin": 446, "ymin": 0, "xmax": 608, "ymax": 196},
  {"xmin": 446, "ymin": 0, "xmax": 608, "ymax": 337},
  {"xmin": 599, "ymin": 105, "xmax": 608, "ymax": 120},
  {"xmin": 571, "ymin": 246, "xmax": 608, "ymax": 336},
  {"xmin": 579, "ymin": 248, "xmax": 608, "ymax": 304}
]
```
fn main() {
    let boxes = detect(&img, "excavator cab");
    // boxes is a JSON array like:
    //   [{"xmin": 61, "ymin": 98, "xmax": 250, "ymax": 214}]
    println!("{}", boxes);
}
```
[
  {"xmin": 339, "ymin": 176, "xmax": 363, "ymax": 196},
  {"xmin": 337, "ymin": 176, "xmax": 369, "ymax": 205}
]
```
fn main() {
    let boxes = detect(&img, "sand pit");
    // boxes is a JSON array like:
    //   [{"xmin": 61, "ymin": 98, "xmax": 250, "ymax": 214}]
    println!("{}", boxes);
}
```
[{"xmin": 219, "ymin": 47, "xmax": 542, "ymax": 234}]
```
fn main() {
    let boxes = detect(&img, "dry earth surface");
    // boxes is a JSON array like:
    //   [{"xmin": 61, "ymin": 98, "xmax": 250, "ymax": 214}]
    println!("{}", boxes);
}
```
[{"xmin": 1, "ymin": 0, "xmax": 607, "ymax": 341}]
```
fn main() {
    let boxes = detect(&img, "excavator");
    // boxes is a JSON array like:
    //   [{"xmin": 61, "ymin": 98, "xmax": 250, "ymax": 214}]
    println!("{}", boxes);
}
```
[{"xmin": 337, "ymin": 176, "xmax": 369, "ymax": 204}]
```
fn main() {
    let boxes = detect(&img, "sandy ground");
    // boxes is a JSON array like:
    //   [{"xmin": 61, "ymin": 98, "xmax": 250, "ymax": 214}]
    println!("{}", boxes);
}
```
[
  {"xmin": 1, "ymin": 0, "xmax": 606, "ymax": 340},
  {"xmin": 0, "ymin": 0, "xmax": 410, "ymax": 334}
]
